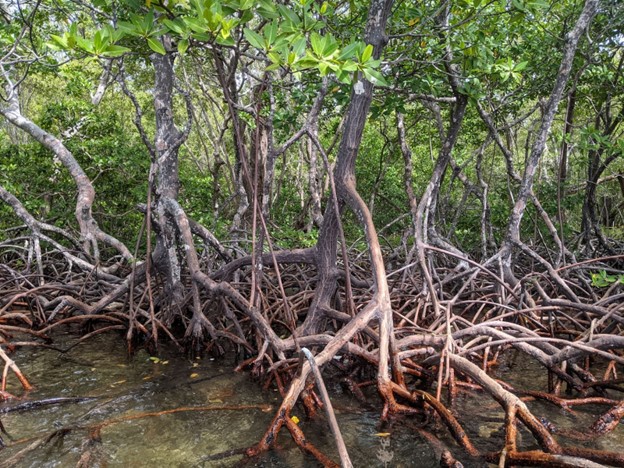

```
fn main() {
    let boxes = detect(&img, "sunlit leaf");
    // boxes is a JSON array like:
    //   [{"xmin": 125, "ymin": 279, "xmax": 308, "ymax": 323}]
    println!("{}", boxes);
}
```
[
  {"xmin": 310, "ymin": 32, "xmax": 323, "ymax": 56},
  {"xmin": 178, "ymin": 38, "xmax": 189, "ymax": 55},
  {"xmin": 50, "ymin": 34, "xmax": 69, "ymax": 49},
  {"xmin": 361, "ymin": 43, "xmax": 373, "ymax": 62},
  {"xmin": 147, "ymin": 37, "xmax": 166, "ymax": 55}
]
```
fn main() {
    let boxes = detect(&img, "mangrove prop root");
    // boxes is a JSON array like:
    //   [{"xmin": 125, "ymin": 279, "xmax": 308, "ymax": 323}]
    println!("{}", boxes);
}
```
[
  {"xmin": 590, "ymin": 399, "xmax": 624, "ymax": 436},
  {"xmin": 284, "ymin": 415, "xmax": 339, "ymax": 468},
  {"xmin": 4, "ymin": 226, "xmax": 624, "ymax": 467},
  {"xmin": 302, "ymin": 347, "xmax": 353, "ymax": 468},
  {"xmin": 484, "ymin": 450, "xmax": 610, "ymax": 467},
  {"xmin": 440, "ymin": 450, "xmax": 464, "ymax": 468},
  {"xmin": 0, "ymin": 347, "xmax": 32, "ymax": 393},
  {"xmin": 0, "ymin": 397, "xmax": 97, "ymax": 414},
  {"xmin": 411, "ymin": 424, "xmax": 464, "ymax": 467}
]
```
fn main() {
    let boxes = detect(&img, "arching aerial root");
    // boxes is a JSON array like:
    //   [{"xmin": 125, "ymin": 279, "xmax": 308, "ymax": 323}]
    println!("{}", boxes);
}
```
[
  {"xmin": 3, "ymin": 234, "xmax": 624, "ymax": 466},
  {"xmin": 248, "ymin": 343, "xmax": 624, "ymax": 467},
  {"xmin": 0, "ymin": 346, "xmax": 32, "ymax": 397}
]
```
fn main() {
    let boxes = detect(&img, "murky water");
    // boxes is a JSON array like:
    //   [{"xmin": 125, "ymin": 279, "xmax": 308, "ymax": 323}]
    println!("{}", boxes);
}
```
[{"xmin": 1, "ymin": 333, "xmax": 623, "ymax": 467}]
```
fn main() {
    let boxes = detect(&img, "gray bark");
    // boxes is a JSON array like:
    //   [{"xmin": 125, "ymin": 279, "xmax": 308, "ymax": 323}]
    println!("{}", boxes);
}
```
[
  {"xmin": 150, "ymin": 49, "xmax": 189, "ymax": 317},
  {"xmin": 501, "ymin": 0, "xmax": 600, "ymax": 280},
  {"xmin": 0, "ymin": 69, "xmax": 132, "ymax": 262},
  {"xmin": 302, "ymin": 0, "xmax": 395, "ymax": 345}
]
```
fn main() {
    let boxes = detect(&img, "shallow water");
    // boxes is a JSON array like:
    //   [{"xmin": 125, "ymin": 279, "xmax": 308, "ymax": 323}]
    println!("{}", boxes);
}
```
[
  {"xmin": 1, "ymin": 333, "xmax": 623, "ymax": 467},
  {"xmin": 0, "ymin": 333, "xmax": 440, "ymax": 467}
]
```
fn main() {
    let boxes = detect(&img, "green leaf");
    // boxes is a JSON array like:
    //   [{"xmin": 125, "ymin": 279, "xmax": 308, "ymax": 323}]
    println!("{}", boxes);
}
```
[
  {"xmin": 512, "ymin": 0, "xmax": 525, "ymax": 11},
  {"xmin": 143, "ymin": 9, "xmax": 155, "ymax": 33},
  {"xmin": 147, "ymin": 37, "xmax": 166, "ymax": 55},
  {"xmin": 244, "ymin": 28, "xmax": 265, "ymax": 49},
  {"xmin": 310, "ymin": 32, "xmax": 323, "ymax": 56},
  {"xmin": 94, "ymin": 30, "xmax": 104, "ymax": 51},
  {"xmin": 277, "ymin": 5, "xmax": 299, "ymax": 24},
  {"xmin": 361, "ymin": 44, "xmax": 373, "ymax": 63},
  {"xmin": 363, "ymin": 67, "xmax": 388, "ymax": 86},
  {"xmin": 322, "ymin": 35, "xmax": 338, "ymax": 56},
  {"xmin": 292, "ymin": 36, "xmax": 306, "ymax": 56},
  {"xmin": 178, "ymin": 38, "xmax": 189, "ymax": 55},
  {"xmin": 192, "ymin": 32, "xmax": 212, "ymax": 42},
  {"xmin": 240, "ymin": 9, "xmax": 254, "ymax": 24},
  {"xmin": 76, "ymin": 36, "xmax": 94, "ymax": 53},
  {"xmin": 102, "ymin": 45, "xmax": 131, "ymax": 57},
  {"xmin": 184, "ymin": 17, "xmax": 209, "ymax": 33},
  {"xmin": 337, "ymin": 71, "xmax": 352, "ymax": 84},
  {"xmin": 118, "ymin": 21, "xmax": 139, "ymax": 36},
  {"xmin": 258, "ymin": 0, "xmax": 279, "ymax": 19},
  {"xmin": 341, "ymin": 60, "xmax": 358, "ymax": 72},
  {"xmin": 297, "ymin": 56, "xmax": 319, "ymax": 68},
  {"xmin": 591, "ymin": 270, "xmax": 616, "ymax": 288},
  {"xmin": 216, "ymin": 35, "xmax": 235, "ymax": 46},
  {"xmin": 163, "ymin": 18, "xmax": 187, "ymax": 35},
  {"xmin": 101, "ymin": 24, "xmax": 116, "ymax": 41},
  {"xmin": 265, "ymin": 20, "xmax": 278, "ymax": 45},
  {"xmin": 50, "ymin": 34, "xmax": 69, "ymax": 49},
  {"xmin": 268, "ymin": 51, "xmax": 281, "ymax": 64},
  {"xmin": 338, "ymin": 42, "xmax": 360, "ymax": 61}
]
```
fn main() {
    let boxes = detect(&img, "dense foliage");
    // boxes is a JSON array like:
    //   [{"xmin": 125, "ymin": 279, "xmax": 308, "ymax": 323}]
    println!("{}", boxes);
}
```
[{"xmin": 0, "ymin": 0, "xmax": 620, "ymax": 256}]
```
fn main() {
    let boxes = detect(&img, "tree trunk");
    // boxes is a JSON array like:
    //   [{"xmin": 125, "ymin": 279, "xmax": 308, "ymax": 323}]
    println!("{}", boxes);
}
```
[
  {"xmin": 581, "ymin": 104, "xmax": 624, "ymax": 253},
  {"xmin": 501, "ymin": 0, "xmax": 599, "ymax": 281},
  {"xmin": 150, "ymin": 50, "xmax": 188, "ymax": 320},
  {"xmin": 301, "ymin": 0, "xmax": 395, "ymax": 336},
  {"xmin": 557, "ymin": 89, "xmax": 576, "ymax": 261}
]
